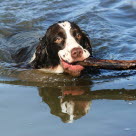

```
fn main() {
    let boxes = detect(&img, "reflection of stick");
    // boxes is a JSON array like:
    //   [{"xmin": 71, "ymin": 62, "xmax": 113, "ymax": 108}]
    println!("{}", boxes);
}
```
[
  {"xmin": 77, "ymin": 57, "xmax": 136, "ymax": 70},
  {"xmin": 65, "ymin": 89, "xmax": 136, "ymax": 101}
]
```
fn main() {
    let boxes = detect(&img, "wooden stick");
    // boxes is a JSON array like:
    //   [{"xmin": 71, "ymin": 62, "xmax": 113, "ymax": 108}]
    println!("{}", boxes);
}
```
[{"xmin": 77, "ymin": 57, "xmax": 136, "ymax": 70}]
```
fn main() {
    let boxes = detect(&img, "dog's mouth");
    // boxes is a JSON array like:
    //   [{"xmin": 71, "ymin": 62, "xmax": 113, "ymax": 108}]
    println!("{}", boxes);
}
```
[{"xmin": 60, "ymin": 59, "xmax": 84, "ymax": 77}]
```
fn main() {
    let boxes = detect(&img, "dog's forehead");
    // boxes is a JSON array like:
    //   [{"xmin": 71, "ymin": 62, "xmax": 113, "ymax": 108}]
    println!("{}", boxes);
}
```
[{"xmin": 58, "ymin": 21, "xmax": 71, "ymax": 31}]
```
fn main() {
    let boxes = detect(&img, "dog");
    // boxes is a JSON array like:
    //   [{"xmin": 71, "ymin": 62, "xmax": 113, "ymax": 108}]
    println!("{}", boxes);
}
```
[{"xmin": 14, "ymin": 21, "xmax": 92, "ymax": 76}]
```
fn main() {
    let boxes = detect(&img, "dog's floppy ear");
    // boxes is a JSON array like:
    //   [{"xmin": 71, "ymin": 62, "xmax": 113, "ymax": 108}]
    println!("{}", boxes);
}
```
[
  {"xmin": 31, "ymin": 35, "xmax": 49, "ymax": 68},
  {"xmin": 36, "ymin": 36, "xmax": 48, "ymax": 58},
  {"xmin": 31, "ymin": 24, "xmax": 61, "ymax": 68},
  {"xmin": 82, "ymin": 32, "xmax": 93, "ymax": 57}
]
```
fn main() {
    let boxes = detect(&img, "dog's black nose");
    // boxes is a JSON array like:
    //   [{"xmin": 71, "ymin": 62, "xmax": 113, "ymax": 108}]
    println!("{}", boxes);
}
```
[{"xmin": 71, "ymin": 47, "xmax": 83, "ymax": 59}]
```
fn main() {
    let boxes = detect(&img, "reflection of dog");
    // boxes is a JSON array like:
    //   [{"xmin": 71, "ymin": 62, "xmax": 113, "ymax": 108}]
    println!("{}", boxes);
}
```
[
  {"xmin": 61, "ymin": 90, "xmax": 91, "ymax": 123},
  {"xmin": 38, "ymin": 87, "xmax": 92, "ymax": 123},
  {"xmin": 14, "ymin": 21, "xmax": 92, "ymax": 76}
]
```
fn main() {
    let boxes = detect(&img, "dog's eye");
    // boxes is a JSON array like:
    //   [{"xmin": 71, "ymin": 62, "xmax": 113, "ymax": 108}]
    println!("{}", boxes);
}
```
[
  {"xmin": 54, "ymin": 37, "xmax": 63, "ymax": 44},
  {"xmin": 76, "ymin": 33, "xmax": 82, "ymax": 39}
]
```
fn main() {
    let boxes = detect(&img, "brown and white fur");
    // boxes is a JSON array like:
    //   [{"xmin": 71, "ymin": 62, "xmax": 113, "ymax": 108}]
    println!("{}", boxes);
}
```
[{"xmin": 15, "ymin": 21, "xmax": 92, "ymax": 76}]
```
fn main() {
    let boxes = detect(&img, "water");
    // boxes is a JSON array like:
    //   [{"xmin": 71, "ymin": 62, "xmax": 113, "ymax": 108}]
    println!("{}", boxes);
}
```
[{"xmin": 0, "ymin": 0, "xmax": 136, "ymax": 136}]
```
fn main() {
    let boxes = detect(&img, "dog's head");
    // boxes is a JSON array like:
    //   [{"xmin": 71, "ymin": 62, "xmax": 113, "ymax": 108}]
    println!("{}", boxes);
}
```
[{"xmin": 31, "ymin": 21, "xmax": 92, "ymax": 76}]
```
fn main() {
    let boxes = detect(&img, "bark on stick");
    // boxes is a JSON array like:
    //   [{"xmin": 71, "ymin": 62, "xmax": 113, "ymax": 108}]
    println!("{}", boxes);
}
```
[{"xmin": 77, "ymin": 57, "xmax": 136, "ymax": 70}]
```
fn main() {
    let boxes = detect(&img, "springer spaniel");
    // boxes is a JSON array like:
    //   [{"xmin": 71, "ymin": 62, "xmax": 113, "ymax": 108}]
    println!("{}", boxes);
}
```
[{"xmin": 16, "ymin": 21, "xmax": 92, "ymax": 76}]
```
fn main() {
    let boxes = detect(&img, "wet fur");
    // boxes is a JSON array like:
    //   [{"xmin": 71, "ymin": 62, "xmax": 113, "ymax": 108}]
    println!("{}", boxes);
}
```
[{"xmin": 30, "ymin": 21, "xmax": 92, "ymax": 69}]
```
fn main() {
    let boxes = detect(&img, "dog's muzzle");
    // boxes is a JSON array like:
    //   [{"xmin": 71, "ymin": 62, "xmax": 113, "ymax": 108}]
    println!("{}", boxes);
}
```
[
  {"xmin": 58, "ymin": 46, "xmax": 90, "ymax": 77},
  {"xmin": 58, "ymin": 46, "xmax": 90, "ymax": 63}
]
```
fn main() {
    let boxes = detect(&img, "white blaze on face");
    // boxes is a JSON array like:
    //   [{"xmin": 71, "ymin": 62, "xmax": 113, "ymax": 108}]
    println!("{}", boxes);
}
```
[{"xmin": 58, "ymin": 21, "xmax": 90, "ymax": 63}]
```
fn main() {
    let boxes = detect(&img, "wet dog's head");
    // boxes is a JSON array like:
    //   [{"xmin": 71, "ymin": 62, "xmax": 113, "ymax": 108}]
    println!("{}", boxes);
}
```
[{"xmin": 31, "ymin": 21, "xmax": 92, "ymax": 76}]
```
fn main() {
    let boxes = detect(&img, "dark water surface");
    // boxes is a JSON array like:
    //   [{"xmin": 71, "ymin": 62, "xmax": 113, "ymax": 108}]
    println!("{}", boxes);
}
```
[{"xmin": 0, "ymin": 0, "xmax": 136, "ymax": 136}]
